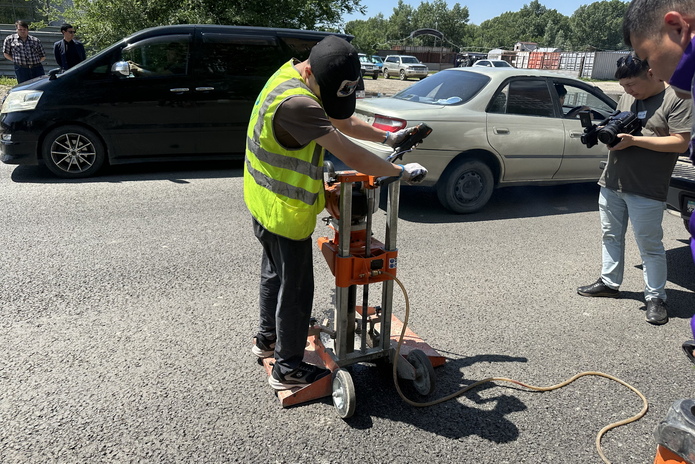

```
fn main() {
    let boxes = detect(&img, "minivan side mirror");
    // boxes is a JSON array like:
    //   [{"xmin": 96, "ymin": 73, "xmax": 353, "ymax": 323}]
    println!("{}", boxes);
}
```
[{"xmin": 111, "ymin": 61, "xmax": 131, "ymax": 77}]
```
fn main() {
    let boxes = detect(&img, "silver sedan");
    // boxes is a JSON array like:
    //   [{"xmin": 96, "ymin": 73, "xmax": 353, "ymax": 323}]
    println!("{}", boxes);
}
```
[{"xmin": 350, "ymin": 67, "xmax": 617, "ymax": 213}]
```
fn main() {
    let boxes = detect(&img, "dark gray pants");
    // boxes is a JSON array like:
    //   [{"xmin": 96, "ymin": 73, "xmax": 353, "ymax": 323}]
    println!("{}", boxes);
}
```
[{"xmin": 252, "ymin": 218, "xmax": 314, "ymax": 374}]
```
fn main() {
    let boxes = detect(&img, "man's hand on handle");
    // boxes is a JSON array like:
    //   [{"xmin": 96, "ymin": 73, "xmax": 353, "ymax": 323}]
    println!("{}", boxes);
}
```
[
  {"xmin": 398, "ymin": 163, "xmax": 428, "ymax": 184},
  {"xmin": 384, "ymin": 127, "xmax": 415, "ymax": 148}
]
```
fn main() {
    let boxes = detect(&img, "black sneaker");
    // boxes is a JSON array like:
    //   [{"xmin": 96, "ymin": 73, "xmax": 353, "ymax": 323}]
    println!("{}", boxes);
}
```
[
  {"xmin": 577, "ymin": 278, "xmax": 620, "ymax": 298},
  {"xmin": 645, "ymin": 298, "xmax": 668, "ymax": 325},
  {"xmin": 252, "ymin": 334, "xmax": 276, "ymax": 358},
  {"xmin": 268, "ymin": 362, "xmax": 331, "ymax": 391}
]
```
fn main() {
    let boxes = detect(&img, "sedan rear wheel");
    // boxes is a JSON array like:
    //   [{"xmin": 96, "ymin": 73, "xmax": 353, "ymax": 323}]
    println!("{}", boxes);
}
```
[
  {"xmin": 42, "ymin": 125, "xmax": 106, "ymax": 178},
  {"xmin": 436, "ymin": 159, "xmax": 494, "ymax": 214}
]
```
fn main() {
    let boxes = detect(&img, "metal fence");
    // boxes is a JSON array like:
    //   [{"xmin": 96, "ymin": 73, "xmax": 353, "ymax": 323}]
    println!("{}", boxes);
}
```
[
  {"xmin": 0, "ymin": 24, "xmax": 62, "ymax": 78},
  {"xmin": 379, "ymin": 45, "xmax": 630, "ymax": 80}
]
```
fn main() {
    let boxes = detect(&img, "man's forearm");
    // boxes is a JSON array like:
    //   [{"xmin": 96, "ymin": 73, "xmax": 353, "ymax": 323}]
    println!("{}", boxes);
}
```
[
  {"xmin": 630, "ymin": 133, "xmax": 690, "ymax": 153},
  {"xmin": 330, "ymin": 115, "xmax": 388, "ymax": 144}
]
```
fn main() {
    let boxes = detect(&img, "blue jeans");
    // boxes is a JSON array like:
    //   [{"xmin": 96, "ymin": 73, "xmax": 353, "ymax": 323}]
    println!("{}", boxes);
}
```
[
  {"xmin": 599, "ymin": 187, "xmax": 667, "ymax": 301},
  {"xmin": 14, "ymin": 63, "xmax": 44, "ymax": 84}
]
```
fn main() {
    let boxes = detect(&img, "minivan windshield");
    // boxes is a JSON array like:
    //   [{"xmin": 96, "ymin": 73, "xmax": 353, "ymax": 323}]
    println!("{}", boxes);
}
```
[{"xmin": 393, "ymin": 69, "xmax": 490, "ymax": 106}]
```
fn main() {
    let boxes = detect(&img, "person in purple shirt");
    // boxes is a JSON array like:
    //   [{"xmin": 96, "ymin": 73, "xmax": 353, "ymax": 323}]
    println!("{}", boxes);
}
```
[{"xmin": 623, "ymin": 0, "xmax": 695, "ymax": 164}]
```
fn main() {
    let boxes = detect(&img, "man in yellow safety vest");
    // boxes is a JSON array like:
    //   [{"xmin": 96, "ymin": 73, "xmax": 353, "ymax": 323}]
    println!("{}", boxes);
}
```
[{"xmin": 244, "ymin": 35, "xmax": 427, "ymax": 391}]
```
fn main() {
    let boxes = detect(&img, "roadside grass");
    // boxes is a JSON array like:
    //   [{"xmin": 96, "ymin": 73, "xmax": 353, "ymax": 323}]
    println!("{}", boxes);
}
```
[{"xmin": 0, "ymin": 76, "xmax": 17, "ymax": 86}]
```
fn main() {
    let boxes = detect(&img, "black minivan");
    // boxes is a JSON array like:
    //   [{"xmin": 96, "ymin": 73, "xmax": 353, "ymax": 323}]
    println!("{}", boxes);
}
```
[{"xmin": 0, "ymin": 25, "xmax": 351, "ymax": 178}]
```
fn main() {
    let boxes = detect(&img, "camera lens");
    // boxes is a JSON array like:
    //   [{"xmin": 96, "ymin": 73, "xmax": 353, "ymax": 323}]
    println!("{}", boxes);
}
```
[{"xmin": 598, "ymin": 125, "xmax": 619, "ymax": 145}]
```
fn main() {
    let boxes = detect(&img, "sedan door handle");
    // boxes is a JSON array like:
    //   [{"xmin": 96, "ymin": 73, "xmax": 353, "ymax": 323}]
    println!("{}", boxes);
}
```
[
  {"xmin": 493, "ymin": 127, "xmax": 510, "ymax": 135},
  {"xmin": 170, "ymin": 88, "xmax": 190, "ymax": 93},
  {"xmin": 569, "ymin": 131, "xmax": 584, "ymax": 138},
  {"xmin": 195, "ymin": 87, "xmax": 215, "ymax": 92}
]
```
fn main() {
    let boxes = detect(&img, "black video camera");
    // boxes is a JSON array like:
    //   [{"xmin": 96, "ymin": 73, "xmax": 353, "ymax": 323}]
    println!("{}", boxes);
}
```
[{"xmin": 579, "ymin": 110, "xmax": 641, "ymax": 148}]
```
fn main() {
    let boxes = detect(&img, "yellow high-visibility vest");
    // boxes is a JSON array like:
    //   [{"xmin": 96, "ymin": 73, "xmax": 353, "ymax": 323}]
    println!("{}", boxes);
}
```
[{"xmin": 244, "ymin": 60, "xmax": 326, "ymax": 240}]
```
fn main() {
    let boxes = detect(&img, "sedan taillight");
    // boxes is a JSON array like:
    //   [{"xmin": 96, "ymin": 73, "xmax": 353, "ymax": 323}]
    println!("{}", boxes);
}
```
[{"xmin": 372, "ymin": 114, "xmax": 407, "ymax": 132}]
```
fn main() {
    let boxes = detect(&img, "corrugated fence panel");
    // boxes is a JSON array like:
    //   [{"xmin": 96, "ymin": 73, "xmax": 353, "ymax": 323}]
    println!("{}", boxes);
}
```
[
  {"xmin": 558, "ymin": 52, "xmax": 595, "ymax": 79},
  {"xmin": 514, "ymin": 51, "xmax": 529, "ymax": 69},
  {"xmin": 0, "ymin": 25, "xmax": 63, "ymax": 77},
  {"xmin": 591, "ymin": 51, "xmax": 630, "ymax": 80}
]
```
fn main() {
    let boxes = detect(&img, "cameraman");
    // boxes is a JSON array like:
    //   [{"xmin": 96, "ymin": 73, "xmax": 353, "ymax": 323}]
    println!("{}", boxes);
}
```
[{"xmin": 577, "ymin": 54, "xmax": 692, "ymax": 325}]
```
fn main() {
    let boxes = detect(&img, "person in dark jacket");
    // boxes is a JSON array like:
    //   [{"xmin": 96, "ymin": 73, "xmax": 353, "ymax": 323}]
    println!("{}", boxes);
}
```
[{"xmin": 53, "ymin": 24, "xmax": 85, "ymax": 71}]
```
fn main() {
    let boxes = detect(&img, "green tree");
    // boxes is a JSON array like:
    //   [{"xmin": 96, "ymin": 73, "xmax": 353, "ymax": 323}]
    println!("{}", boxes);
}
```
[
  {"xmin": 569, "ymin": 0, "xmax": 629, "ymax": 50},
  {"xmin": 385, "ymin": 0, "xmax": 415, "ymax": 45},
  {"xmin": 412, "ymin": 0, "xmax": 469, "ymax": 48},
  {"xmin": 0, "ymin": 0, "xmax": 45, "ymax": 24},
  {"xmin": 474, "ymin": 1, "xmax": 569, "ymax": 50},
  {"xmin": 57, "ymin": 0, "xmax": 366, "ymax": 50},
  {"xmin": 345, "ymin": 14, "xmax": 388, "ymax": 54}
]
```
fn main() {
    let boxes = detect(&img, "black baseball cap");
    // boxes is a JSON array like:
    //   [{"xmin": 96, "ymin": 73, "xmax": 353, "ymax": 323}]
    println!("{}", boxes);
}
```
[{"xmin": 309, "ymin": 35, "xmax": 361, "ymax": 119}]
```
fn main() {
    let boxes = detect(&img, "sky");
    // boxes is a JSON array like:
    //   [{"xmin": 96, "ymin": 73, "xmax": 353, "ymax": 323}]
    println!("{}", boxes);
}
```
[{"xmin": 343, "ymin": 0, "xmax": 594, "ymax": 25}]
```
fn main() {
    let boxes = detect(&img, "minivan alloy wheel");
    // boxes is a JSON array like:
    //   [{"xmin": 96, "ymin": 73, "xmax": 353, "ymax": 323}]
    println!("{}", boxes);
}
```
[{"xmin": 42, "ymin": 126, "xmax": 106, "ymax": 178}]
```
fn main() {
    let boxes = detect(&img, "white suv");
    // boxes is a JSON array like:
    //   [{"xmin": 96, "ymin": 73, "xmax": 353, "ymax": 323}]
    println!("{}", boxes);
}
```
[{"xmin": 382, "ymin": 55, "xmax": 428, "ymax": 80}]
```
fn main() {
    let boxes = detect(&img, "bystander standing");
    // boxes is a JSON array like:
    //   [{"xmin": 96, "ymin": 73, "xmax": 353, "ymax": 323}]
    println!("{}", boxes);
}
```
[{"xmin": 3, "ymin": 20, "xmax": 45, "ymax": 83}]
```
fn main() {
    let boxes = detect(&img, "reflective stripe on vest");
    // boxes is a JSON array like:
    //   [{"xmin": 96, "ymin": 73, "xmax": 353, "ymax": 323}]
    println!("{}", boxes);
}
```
[{"xmin": 244, "ymin": 61, "xmax": 326, "ymax": 240}]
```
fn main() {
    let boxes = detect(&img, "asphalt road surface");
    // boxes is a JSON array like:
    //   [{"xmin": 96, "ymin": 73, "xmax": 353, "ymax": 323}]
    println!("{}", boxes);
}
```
[{"xmin": 1, "ymin": 160, "xmax": 694, "ymax": 463}]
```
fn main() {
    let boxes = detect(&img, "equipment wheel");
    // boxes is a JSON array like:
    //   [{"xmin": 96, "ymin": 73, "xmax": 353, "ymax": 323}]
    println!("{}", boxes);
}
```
[
  {"xmin": 399, "ymin": 69, "xmax": 407, "ymax": 80},
  {"xmin": 407, "ymin": 349, "xmax": 436, "ymax": 396},
  {"xmin": 42, "ymin": 125, "xmax": 106, "ymax": 178},
  {"xmin": 436, "ymin": 158, "xmax": 494, "ymax": 214},
  {"xmin": 332, "ymin": 369, "xmax": 356, "ymax": 419}
]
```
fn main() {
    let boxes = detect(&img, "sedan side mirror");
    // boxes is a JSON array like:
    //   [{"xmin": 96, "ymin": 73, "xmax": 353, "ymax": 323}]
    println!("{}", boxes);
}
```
[{"xmin": 111, "ymin": 61, "xmax": 130, "ymax": 77}]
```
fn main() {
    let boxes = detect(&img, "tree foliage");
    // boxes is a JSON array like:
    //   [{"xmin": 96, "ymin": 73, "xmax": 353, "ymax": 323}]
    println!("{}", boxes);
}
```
[
  {"xmin": 569, "ymin": 0, "xmax": 629, "ymax": 50},
  {"xmin": 346, "ymin": 0, "xmax": 469, "ymax": 54},
  {"xmin": 346, "ymin": 0, "xmax": 628, "ymax": 54},
  {"xmin": 55, "ymin": 0, "xmax": 365, "ymax": 50},
  {"xmin": 0, "ymin": 0, "xmax": 46, "ymax": 26},
  {"xmin": 35, "ymin": 0, "xmax": 629, "ymax": 55}
]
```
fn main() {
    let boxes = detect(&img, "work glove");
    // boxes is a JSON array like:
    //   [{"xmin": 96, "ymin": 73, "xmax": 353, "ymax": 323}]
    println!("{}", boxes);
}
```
[
  {"xmin": 384, "ymin": 127, "xmax": 417, "ymax": 148},
  {"xmin": 398, "ymin": 163, "xmax": 428, "ymax": 184}
]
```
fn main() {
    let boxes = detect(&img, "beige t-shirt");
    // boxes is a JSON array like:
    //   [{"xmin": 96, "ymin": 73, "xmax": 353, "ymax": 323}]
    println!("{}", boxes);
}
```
[{"xmin": 599, "ymin": 86, "xmax": 692, "ymax": 201}]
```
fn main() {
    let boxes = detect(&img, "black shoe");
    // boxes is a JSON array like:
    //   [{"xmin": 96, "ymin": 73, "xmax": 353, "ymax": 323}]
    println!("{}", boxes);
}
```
[
  {"xmin": 577, "ymin": 278, "xmax": 620, "ymax": 298},
  {"xmin": 252, "ymin": 334, "xmax": 276, "ymax": 358},
  {"xmin": 268, "ymin": 362, "xmax": 330, "ymax": 391},
  {"xmin": 645, "ymin": 298, "xmax": 668, "ymax": 325}
]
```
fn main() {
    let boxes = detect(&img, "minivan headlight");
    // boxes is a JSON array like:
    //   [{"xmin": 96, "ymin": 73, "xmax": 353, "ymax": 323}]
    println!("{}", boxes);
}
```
[{"xmin": 1, "ymin": 90, "xmax": 43, "ymax": 113}]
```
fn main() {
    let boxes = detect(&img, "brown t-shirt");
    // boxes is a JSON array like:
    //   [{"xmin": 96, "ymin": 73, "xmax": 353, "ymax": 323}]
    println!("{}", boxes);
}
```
[
  {"xmin": 599, "ymin": 86, "xmax": 692, "ymax": 201},
  {"xmin": 273, "ymin": 95, "xmax": 335, "ymax": 149}
]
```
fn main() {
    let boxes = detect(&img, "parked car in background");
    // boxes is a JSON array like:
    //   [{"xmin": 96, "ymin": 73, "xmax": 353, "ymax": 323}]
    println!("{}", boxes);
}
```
[
  {"xmin": 473, "ymin": 59, "xmax": 513, "ymax": 68},
  {"xmin": 382, "ymin": 55, "xmax": 428, "ymax": 80},
  {"xmin": 0, "ymin": 25, "xmax": 351, "ymax": 178},
  {"xmin": 370, "ymin": 55, "xmax": 384, "ymax": 70},
  {"xmin": 349, "ymin": 67, "xmax": 617, "ymax": 213},
  {"xmin": 358, "ymin": 53, "xmax": 379, "ymax": 80}
]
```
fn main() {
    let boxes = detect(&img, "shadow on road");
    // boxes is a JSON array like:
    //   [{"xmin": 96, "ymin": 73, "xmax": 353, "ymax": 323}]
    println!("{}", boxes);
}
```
[
  {"xmin": 394, "ymin": 182, "xmax": 601, "ymax": 223},
  {"xmin": 336, "ymin": 353, "xmax": 530, "ymax": 442},
  {"xmin": 9, "ymin": 160, "xmax": 244, "ymax": 184}
]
